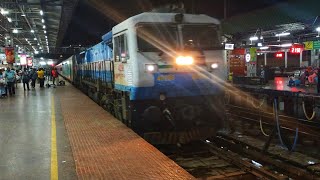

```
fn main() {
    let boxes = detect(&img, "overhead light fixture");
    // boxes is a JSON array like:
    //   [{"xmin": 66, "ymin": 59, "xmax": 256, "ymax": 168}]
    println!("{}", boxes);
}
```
[
  {"xmin": 42, "ymin": 19, "xmax": 45, "ymax": 23},
  {"xmin": 7, "ymin": 17, "xmax": 12, "ymax": 23},
  {"xmin": 21, "ymin": 14, "xmax": 26, "ymax": 17},
  {"xmin": 260, "ymin": 36, "xmax": 264, "ymax": 39},
  {"xmin": 43, "ymin": 25, "xmax": 46, "ymax": 29},
  {"xmin": 249, "ymin": 36, "xmax": 258, "ymax": 41},
  {"xmin": 40, "ymin": 10, "xmax": 43, "ymax": 16},
  {"xmin": 38, "ymin": 43, "xmax": 40, "ymax": 46},
  {"xmin": 12, "ymin": 29, "xmax": 18, "ymax": 33},
  {"xmin": 280, "ymin": 43, "xmax": 292, "ymax": 47},
  {"xmin": 260, "ymin": 46, "xmax": 269, "ymax": 50},
  {"xmin": 1, "ymin": 8, "xmax": 9, "ymax": 15},
  {"xmin": 44, "ymin": 30, "xmax": 46, "ymax": 34},
  {"xmin": 45, "ymin": 36, "xmax": 47, "ymax": 38},
  {"xmin": 316, "ymin": 27, "xmax": 320, "ymax": 32},
  {"xmin": 35, "ymin": 50, "xmax": 39, "ymax": 54},
  {"xmin": 34, "ymin": 38, "xmax": 37, "ymax": 40},
  {"xmin": 257, "ymin": 43, "xmax": 263, "ymax": 47},
  {"xmin": 275, "ymin": 32, "xmax": 290, "ymax": 37},
  {"xmin": 25, "ymin": 38, "xmax": 28, "ymax": 41},
  {"xmin": 31, "ymin": 29, "xmax": 34, "ymax": 33}
]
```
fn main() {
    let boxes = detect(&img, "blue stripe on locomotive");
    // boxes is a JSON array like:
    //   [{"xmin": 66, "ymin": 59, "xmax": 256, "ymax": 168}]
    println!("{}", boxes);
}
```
[{"xmin": 115, "ymin": 73, "xmax": 223, "ymax": 100}]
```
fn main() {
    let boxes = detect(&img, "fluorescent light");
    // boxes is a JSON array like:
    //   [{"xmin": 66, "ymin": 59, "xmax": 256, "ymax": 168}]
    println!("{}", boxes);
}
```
[
  {"xmin": 43, "ymin": 25, "xmax": 46, "ymax": 29},
  {"xmin": 1, "ymin": 8, "xmax": 9, "ymax": 15},
  {"xmin": 25, "ymin": 38, "xmax": 28, "ymax": 41},
  {"xmin": 31, "ymin": 29, "xmax": 34, "ymax": 33},
  {"xmin": 44, "ymin": 30, "xmax": 46, "ymax": 34},
  {"xmin": 257, "ymin": 43, "xmax": 263, "ymax": 47},
  {"xmin": 35, "ymin": 50, "xmax": 39, "ymax": 54},
  {"xmin": 34, "ymin": 38, "xmax": 37, "ymax": 40},
  {"xmin": 7, "ymin": 17, "xmax": 12, "ymax": 22},
  {"xmin": 260, "ymin": 46, "xmax": 269, "ymax": 50},
  {"xmin": 41, "ymin": 19, "xmax": 45, "ymax": 23},
  {"xmin": 12, "ymin": 29, "xmax": 18, "ymax": 33},
  {"xmin": 40, "ymin": 57, "xmax": 44, "ymax": 60},
  {"xmin": 281, "ymin": 43, "xmax": 292, "ymax": 47},
  {"xmin": 37, "ymin": 43, "xmax": 40, "ymax": 46},
  {"xmin": 249, "ymin": 36, "xmax": 258, "ymax": 41},
  {"xmin": 21, "ymin": 14, "xmax": 25, "ymax": 17},
  {"xmin": 276, "ymin": 32, "xmax": 290, "ymax": 37},
  {"xmin": 316, "ymin": 27, "xmax": 320, "ymax": 32},
  {"xmin": 40, "ymin": 10, "xmax": 43, "ymax": 16}
]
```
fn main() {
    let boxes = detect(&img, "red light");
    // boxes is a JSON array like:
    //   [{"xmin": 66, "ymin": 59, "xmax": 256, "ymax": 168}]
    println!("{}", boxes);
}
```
[
  {"xmin": 275, "ymin": 52, "xmax": 283, "ymax": 58},
  {"xmin": 290, "ymin": 47, "xmax": 302, "ymax": 54}
]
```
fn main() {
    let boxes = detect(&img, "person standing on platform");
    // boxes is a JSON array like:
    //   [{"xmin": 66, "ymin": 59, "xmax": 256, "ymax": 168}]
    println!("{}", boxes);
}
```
[
  {"xmin": 22, "ymin": 68, "xmax": 31, "ymax": 91},
  {"xmin": 4, "ymin": 67, "xmax": 16, "ymax": 96},
  {"xmin": 31, "ymin": 68, "xmax": 38, "ymax": 89},
  {"xmin": 0, "ymin": 69, "xmax": 6, "ymax": 97},
  {"xmin": 51, "ymin": 68, "xmax": 58, "ymax": 86},
  {"xmin": 37, "ymin": 68, "xmax": 45, "ymax": 88}
]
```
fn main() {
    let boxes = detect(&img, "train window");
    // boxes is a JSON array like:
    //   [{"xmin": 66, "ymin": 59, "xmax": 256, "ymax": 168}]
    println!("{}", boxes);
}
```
[
  {"xmin": 114, "ymin": 34, "xmax": 129, "ymax": 62},
  {"xmin": 137, "ymin": 24, "xmax": 177, "ymax": 52},
  {"xmin": 182, "ymin": 25, "xmax": 220, "ymax": 50}
]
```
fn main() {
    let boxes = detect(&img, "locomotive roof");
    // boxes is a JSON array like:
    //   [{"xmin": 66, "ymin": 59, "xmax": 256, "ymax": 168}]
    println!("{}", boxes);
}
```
[{"xmin": 112, "ymin": 12, "xmax": 220, "ymax": 35}]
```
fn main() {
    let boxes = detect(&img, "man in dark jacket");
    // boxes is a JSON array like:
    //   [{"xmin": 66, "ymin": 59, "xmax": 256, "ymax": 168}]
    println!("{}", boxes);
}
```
[
  {"xmin": 22, "ymin": 68, "xmax": 31, "ymax": 91},
  {"xmin": 31, "ymin": 68, "xmax": 38, "ymax": 89}
]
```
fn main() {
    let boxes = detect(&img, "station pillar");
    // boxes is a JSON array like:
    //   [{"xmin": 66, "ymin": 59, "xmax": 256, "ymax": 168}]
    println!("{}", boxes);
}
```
[{"xmin": 284, "ymin": 50, "xmax": 288, "ymax": 68}]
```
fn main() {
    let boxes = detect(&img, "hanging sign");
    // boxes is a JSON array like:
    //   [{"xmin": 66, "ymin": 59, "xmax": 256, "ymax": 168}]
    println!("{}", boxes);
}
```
[{"xmin": 5, "ymin": 47, "xmax": 15, "ymax": 64}]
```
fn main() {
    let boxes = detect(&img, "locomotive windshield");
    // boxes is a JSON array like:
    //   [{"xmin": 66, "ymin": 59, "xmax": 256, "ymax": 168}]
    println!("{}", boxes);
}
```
[
  {"xmin": 182, "ymin": 25, "xmax": 220, "ymax": 50},
  {"xmin": 137, "ymin": 24, "xmax": 178, "ymax": 52}
]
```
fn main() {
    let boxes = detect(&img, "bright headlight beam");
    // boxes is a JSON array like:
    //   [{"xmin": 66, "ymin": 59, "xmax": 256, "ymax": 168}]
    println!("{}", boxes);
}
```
[{"xmin": 176, "ymin": 56, "xmax": 194, "ymax": 65}]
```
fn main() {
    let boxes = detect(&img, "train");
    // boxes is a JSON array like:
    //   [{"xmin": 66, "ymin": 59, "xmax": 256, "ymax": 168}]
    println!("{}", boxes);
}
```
[{"xmin": 56, "ymin": 12, "xmax": 227, "ymax": 144}]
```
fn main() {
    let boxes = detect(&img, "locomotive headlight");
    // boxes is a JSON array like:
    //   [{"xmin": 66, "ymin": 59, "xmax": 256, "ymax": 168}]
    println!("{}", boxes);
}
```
[
  {"xmin": 176, "ymin": 56, "xmax": 194, "ymax": 65},
  {"xmin": 145, "ymin": 64, "xmax": 157, "ymax": 72},
  {"xmin": 211, "ymin": 63, "xmax": 219, "ymax": 69}
]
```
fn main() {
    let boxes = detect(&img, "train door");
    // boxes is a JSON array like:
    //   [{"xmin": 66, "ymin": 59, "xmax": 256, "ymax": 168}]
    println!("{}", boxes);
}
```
[{"xmin": 113, "ymin": 32, "xmax": 131, "ymax": 88}]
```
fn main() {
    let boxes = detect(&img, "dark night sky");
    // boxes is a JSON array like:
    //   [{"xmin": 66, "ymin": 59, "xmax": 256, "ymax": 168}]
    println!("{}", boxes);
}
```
[{"xmin": 61, "ymin": 0, "xmax": 289, "ymax": 47}]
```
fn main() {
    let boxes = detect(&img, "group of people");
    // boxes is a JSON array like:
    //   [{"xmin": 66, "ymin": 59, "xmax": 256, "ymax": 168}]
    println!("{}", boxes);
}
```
[
  {"xmin": 0, "ymin": 67, "xmax": 58, "ymax": 97},
  {"xmin": 287, "ymin": 67, "xmax": 320, "ymax": 93}
]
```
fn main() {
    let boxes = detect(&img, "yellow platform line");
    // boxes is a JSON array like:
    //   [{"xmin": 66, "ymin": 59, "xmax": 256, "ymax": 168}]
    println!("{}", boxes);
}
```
[{"xmin": 51, "ymin": 95, "xmax": 58, "ymax": 180}]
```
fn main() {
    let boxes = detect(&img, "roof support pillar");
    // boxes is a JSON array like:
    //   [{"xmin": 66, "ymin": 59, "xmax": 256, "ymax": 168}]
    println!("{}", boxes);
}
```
[
  {"xmin": 300, "ymin": 51, "xmax": 303, "ymax": 67},
  {"xmin": 285, "ymin": 50, "xmax": 288, "ymax": 68},
  {"xmin": 264, "ymin": 53, "xmax": 267, "ymax": 66}
]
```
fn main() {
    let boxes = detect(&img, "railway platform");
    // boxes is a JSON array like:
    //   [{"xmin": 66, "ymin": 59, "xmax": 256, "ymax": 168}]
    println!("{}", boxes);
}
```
[{"xmin": 0, "ymin": 82, "xmax": 193, "ymax": 180}]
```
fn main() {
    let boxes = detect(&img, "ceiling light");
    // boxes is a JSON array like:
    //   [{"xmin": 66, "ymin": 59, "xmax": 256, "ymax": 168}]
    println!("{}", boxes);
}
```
[
  {"xmin": 35, "ymin": 50, "xmax": 39, "ymax": 54},
  {"xmin": 249, "ymin": 36, "xmax": 258, "ymax": 41},
  {"xmin": 260, "ymin": 46, "xmax": 269, "ymax": 50},
  {"xmin": 42, "ymin": 19, "xmax": 45, "ymax": 23},
  {"xmin": 39, "ymin": 47, "xmax": 42, "ymax": 49},
  {"xmin": 7, "ymin": 17, "xmax": 12, "ymax": 23},
  {"xmin": 34, "ymin": 38, "xmax": 37, "ymax": 40},
  {"xmin": 257, "ymin": 43, "xmax": 263, "ymax": 47},
  {"xmin": 40, "ymin": 10, "xmax": 43, "ymax": 16},
  {"xmin": 275, "ymin": 32, "xmax": 290, "ymax": 37},
  {"xmin": 21, "ymin": 14, "xmax": 25, "ymax": 17},
  {"xmin": 43, "ymin": 25, "xmax": 46, "ymax": 29},
  {"xmin": 316, "ymin": 27, "xmax": 320, "ymax": 32},
  {"xmin": 44, "ymin": 30, "xmax": 46, "ymax": 34},
  {"xmin": 31, "ymin": 29, "xmax": 34, "ymax": 33},
  {"xmin": 25, "ymin": 38, "xmax": 28, "ymax": 41},
  {"xmin": 1, "ymin": 8, "xmax": 9, "ymax": 15},
  {"xmin": 38, "ymin": 43, "xmax": 40, "ymax": 46},
  {"xmin": 280, "ymin": 43, "xmax": 292, "ymax": 47},
  {"xmin": 45, "ymin": 36, "xmax": 47, "ymax": 38},
  {"xmin": 12, "ymin": 29, "xmax": 18, "ymax": 33}
]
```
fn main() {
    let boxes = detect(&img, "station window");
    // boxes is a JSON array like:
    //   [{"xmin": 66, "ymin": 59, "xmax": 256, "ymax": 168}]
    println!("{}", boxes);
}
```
[{"xmin": 114, "ymin": 34, "xmax": 129, "ymax": 62}]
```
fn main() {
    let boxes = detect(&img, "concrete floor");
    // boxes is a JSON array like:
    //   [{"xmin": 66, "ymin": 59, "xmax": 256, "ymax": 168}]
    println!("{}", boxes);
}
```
[{"xmin": 0, "ymin": 83, "xmax": 76, "ymax": 180}]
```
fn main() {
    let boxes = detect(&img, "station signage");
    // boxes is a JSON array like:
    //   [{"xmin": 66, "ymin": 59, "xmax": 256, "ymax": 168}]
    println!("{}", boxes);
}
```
[
  {"xmin": 290, "ymin": 44, "xmax": 303, "ymax": 54},
  {"xmin": 303, "ymin": 41, "xmax": 320, "ymax": 50},
  {"xmin": 275, "ymin": 52, "xmax": 283, "ymax": 58}
]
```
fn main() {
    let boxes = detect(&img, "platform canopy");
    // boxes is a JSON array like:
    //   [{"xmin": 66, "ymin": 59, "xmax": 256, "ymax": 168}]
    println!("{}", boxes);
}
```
[{"xmin": 222, "ymin": 0, "xmax": 320, "ymax": 45}]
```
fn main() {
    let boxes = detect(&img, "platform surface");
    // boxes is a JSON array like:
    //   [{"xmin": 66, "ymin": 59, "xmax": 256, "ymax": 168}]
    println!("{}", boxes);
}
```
[
  {"xmin": 0, "ymin": 82, "xmax": 194, "ymax": 179},
  {"xmin": 236, "ymin": 77, "xmax": 318, "ymax": 94}
]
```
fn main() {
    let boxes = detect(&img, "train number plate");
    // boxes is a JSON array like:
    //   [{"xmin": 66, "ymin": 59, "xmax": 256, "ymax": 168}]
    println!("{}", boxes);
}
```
[{"xmin": 157, "ymin": 74, "xmax": 175, "ymax": 81}]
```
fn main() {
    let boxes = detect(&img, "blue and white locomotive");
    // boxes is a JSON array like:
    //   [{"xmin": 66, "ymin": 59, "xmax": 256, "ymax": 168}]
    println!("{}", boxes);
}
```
[{"xmin": 57, "ymin": 12, "xmax": 227, "ymax": 144}]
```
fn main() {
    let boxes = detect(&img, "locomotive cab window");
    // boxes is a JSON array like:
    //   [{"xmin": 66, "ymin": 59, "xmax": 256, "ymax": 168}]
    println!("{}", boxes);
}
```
[{"xmin": 114, "ymin": 34, "xmax": 129, "ymax": 62}]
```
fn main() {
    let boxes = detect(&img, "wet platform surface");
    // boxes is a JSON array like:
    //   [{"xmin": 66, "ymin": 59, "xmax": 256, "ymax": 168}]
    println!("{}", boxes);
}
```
[
  {"xmin": 236, "ymin": 77, "xmax": 318, "ymax": 94},
  {"xmin": 0, "ymin": 84, "xmax": 76, "ymax": 180},
  {"xmin": 0, "ymin": 81, "xmax": 193, "ymax": 179}
]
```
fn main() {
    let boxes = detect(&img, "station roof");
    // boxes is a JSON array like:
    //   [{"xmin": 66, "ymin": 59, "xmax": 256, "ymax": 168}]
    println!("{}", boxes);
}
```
[
  {"xmin": 0, "ymin": 0, "xmax": 78, "ymax": 57},
  {"xmin": 222, "ymin": 0, "xmax": 320, "ymax": 44}
]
